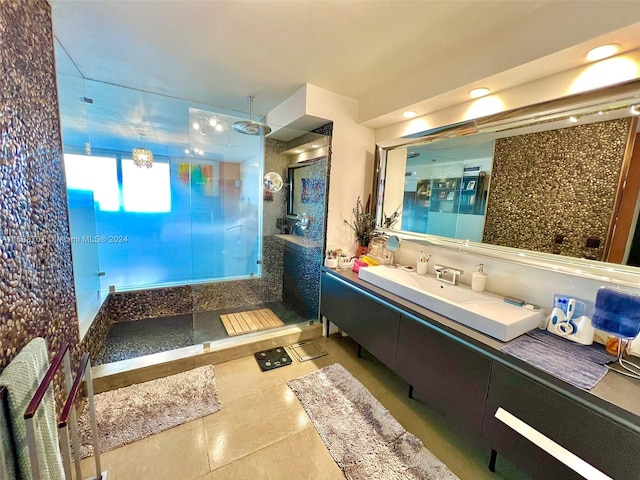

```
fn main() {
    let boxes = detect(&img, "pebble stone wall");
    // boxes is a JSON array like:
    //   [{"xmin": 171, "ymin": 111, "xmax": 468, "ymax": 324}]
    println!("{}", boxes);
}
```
[
  {"xmin": 483, "ymin": 118, "xmax": 632, "ymax": 260},
  {"xmin": 0, "ymin": 0, "xmax": 79, "ymax": 399}
]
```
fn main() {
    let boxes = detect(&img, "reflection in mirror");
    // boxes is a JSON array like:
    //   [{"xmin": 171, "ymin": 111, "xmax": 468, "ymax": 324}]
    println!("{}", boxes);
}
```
[
  {"xmin": 378, "ymin": 80, "xmax": 640, "ymax": 272},
  {"xmin": 393, "ymin": 140, "xmax": 494, "ymax": 242},
  {"xmin": 288, "ymin": 158, "xmax": 327, "ymax": 217}
]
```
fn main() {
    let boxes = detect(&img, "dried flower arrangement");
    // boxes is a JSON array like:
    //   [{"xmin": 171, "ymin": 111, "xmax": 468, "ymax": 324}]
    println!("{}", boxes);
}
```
[{"xmin": 344, "ymin": 195, "xmax": 376, "ymax": 247}]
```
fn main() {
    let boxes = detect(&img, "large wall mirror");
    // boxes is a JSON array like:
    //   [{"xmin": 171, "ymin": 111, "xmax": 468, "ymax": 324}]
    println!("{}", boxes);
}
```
[{"xmin": 376, "ymin": 79, "xmax": 640, "ymax": 282}]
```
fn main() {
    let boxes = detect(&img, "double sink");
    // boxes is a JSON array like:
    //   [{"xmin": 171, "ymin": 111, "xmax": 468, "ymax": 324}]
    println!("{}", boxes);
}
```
[{"xmin": 358, "ymin": 266, "xmax": 541, "ymax": 342}]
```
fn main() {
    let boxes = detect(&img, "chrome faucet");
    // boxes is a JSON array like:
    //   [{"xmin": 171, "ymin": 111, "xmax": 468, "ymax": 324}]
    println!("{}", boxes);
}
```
[{"xmin": 433, "ymin": 264, "xmax": 463, "ymax": 286}]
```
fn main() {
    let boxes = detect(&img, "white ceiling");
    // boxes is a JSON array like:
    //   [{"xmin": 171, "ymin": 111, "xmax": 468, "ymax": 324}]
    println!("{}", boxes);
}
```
[{"xmin": 49, "ymin": 1, "xmax": 640, "ymax": 132}]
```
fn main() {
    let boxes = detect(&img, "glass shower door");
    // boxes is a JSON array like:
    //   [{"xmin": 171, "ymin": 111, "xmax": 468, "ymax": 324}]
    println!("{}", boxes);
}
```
[{"xmin": 188, "ymin": 108, "xmax": 263, "ymax": 281}]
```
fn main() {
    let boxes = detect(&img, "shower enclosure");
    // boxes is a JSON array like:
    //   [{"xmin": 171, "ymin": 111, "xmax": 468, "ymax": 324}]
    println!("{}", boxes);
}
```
[{"xmin": 56, "ymin": 40, "xmax": 330, "ymax": 366}]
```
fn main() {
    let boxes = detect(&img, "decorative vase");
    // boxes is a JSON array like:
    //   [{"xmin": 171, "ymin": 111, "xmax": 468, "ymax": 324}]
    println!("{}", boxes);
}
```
[{"xmin": 355, "ymin": 244, "xmax": 369, "ymax": 257}]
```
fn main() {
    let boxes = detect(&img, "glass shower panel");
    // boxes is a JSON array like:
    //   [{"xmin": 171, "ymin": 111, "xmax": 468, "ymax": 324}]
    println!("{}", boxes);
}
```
[
  {"xmin": 82, "ymin": 80, "xmax": 195, "ymax": 290},
  {"xmin": 188, "ymin": 108, "xmax": 263, "ymax": 280},
  {"xmin": 55, "ymin": 38, "xmax": 103, "ymax": 325}
]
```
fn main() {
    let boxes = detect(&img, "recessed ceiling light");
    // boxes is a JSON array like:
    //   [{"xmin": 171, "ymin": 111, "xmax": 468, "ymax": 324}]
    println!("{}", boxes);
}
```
[
  {"xmin": 585, "ymin": 44, "xmax": 620, "ymax": 62},
  {"xmin": 294, "ymin": 149, "xmax": 303, "ymax": 154},
  {"xmin": 569, "ymin": 115, "xmax": 578, "ymax": 123},
  {"xmin": 192, "ymin": 121, "xmax": 200, "ymax": 130},
  {"xmin": 469, "ymin": 87, "xmax": 490, "ymax": 98},
  {"xmin": 631, "ymin": 105, "xmax": 640, "ymax": 115},
  {"xmin": 311, "ymin": 144, "xmax": 319, "ymax": 148},
  {"xmin": 209, "ymin": 118, "xmax": 217, "ymax": 127},
  {"xmin": 184, "ymin": 149, "xmax": 190, "ymax": 154},
  {"xmin": 215, "ymin": 124, "xmax": 223, "ymax": 132},
  {"xmin": 402, "ymin": 111, "xmax": 417, "ymax": 119}
]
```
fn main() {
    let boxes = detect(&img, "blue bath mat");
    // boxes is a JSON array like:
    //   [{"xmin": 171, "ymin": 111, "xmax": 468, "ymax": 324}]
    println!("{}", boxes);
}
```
[{"xmin": 526, "ymin": 329, "xmax": 614, "ymax": 364}]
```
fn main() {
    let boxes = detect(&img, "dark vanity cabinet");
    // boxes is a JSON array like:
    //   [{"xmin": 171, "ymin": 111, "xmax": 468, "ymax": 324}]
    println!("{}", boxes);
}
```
[
  {"xmin": 320, "ymin": 272, "xmax": 400, "ymax": 369},
  {"xmin": 482, "ymin": 362, "xmax": 640, "ymax": 479},
  {"xmin": 395, "ymin": 315, "xmax": 491, "ymax": 437},
  {"xmin": 320, "ymin": 270, "xmax": 640, "ymax": 480}
]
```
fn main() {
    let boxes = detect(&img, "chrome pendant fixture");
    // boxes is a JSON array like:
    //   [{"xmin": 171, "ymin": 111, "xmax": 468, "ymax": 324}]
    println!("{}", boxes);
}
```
[{"xmin": 132, "ymin": 133, "xmax": 153, "ymax": 168}]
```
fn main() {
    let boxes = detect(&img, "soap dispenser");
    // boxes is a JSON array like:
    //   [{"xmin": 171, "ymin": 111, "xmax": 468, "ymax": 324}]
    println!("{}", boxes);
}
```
[{"xmin": 472, "ymin": 264, "xmax": 487, "ymax": 292}]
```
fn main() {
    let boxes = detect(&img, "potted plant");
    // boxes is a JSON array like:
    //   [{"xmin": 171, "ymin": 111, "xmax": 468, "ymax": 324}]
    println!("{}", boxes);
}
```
[{"xmin": 344, "ymin": 195, "xmax": 376, "ymax": 256}]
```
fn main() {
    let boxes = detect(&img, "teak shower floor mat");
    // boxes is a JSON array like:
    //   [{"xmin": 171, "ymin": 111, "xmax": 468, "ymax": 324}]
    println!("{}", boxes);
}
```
[{"xmin": 220, "ymin": 308, "xmax": 284, "ymax": 336}]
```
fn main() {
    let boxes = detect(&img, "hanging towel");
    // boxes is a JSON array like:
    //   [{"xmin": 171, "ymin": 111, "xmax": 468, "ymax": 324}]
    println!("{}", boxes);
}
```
[
  {"xmin": 592, "ymin": 287, "xmax": 640, "ymax": 339},
  {"xmin": 0, "ymin": 386, "xmax": 17, "ymax": 480},
  {"xmin": 0, "ymin": 338, "xmax": 65, "ymax": 480}
]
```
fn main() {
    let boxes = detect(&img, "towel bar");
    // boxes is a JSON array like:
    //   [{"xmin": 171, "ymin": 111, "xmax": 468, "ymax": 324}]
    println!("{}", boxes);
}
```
[
  {"xmin": 58, "ymin": 352, "xmax": 106, "ymax": 480},
  {"xmin": 23, "ymin": 343, "xmax": 71, "ymax": 480}
]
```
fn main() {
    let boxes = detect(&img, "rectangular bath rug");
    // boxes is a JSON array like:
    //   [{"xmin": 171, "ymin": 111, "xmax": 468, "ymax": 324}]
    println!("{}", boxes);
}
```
[
  {"xmin": 220, "ymin": 308, "xmax": 284, "ymax": 336},
  {"xmin": 287, "ymin": 363, "xmax": 459, "ymax": 480},
  {"xmin": 503, "ymin": 335, "xmax": 608, "ymax": 390},
  {"xmin": 77, "ymin": 365, "xmax": 220, "ymax": 458}
]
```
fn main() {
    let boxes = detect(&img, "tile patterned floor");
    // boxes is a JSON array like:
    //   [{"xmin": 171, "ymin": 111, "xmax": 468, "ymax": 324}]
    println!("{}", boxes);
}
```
[{"xmin": 82, "ymin": 335, "xmax": 531, "ymax": 480}]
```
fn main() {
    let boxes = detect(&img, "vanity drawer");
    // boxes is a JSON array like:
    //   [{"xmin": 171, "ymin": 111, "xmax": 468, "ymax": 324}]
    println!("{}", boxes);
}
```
[{"xmin": 483, "ymin": 362, "xmax": 640, "ymax": 479}]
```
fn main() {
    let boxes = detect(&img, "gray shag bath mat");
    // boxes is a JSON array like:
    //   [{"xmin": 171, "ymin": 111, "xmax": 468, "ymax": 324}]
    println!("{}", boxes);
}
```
[
  {"xmin": 287, "ymin": 363, "xmax": 459, "ymax": 480},
  {"xmin": 78, "ymin": 365, "xmax": 220, "ymax": 458}
]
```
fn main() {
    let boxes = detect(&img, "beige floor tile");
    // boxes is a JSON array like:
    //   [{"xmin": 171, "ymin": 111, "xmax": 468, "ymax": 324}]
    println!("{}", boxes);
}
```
[
  {"xmin": 85, "ymin": 334, "xmax": 529, "ymax": 480},
  {"xmin": 193, "ymin": 473, "xmax": 213, "ymax": 480},
  {"xmin": 202, "ymin": 382, "xmax": 312, "ymax": 469},
  {"xmin": 81, "ymin": 418, "xmax": 210, "ymax": 480},
  {"xmin": 209, "ymin": 427, "xmax": 344, "ymax": 480},
  {"xmin": 213, "ymin": 348, "xmax": 319, "ymax": 405}
]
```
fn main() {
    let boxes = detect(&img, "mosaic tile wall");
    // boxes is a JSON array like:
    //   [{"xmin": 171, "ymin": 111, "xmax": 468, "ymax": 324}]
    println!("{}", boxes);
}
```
[
  {"xmin": 0, "ymin": 0, "xmax": 79, "ymax": 410},
  {"xmin": 483, "ymin": 118, "xmax": 631, "ymax": 260},
  {"xmin": 80, "ymin": 297, "xmax": 114, "ymax": 363},
  {"xmin": 109, "ymin": 285, "xmax": 192, "ymax": 322}
]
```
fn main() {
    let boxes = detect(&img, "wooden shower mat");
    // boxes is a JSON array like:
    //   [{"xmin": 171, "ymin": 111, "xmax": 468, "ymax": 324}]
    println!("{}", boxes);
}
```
[{"xmin": 220, "ymin": 308, "xmax": 284, "ymax": 336}]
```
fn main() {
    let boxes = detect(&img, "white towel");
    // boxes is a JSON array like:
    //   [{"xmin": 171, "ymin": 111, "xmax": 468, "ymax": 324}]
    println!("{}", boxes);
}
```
[{"xmin": 0, "ymin": 337, "xmax": 65, "ymax": 480}]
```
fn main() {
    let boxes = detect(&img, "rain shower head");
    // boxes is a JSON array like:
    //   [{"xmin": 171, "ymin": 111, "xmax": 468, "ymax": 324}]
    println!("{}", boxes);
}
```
[{"xmin": 233, "ymin": 95, "xmax": 272, "ymax": 136}]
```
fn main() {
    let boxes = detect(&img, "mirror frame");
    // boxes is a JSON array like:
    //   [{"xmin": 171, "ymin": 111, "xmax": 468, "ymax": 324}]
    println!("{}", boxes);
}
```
[{"xmin": 373, "ymin": 78, "xmax": 640, "ymax": 288}]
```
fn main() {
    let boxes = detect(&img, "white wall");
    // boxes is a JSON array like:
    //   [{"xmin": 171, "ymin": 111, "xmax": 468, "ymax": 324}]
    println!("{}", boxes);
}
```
[{"xmin": 268, "ymin": 84, "xmax": 376, "ymax": 253}]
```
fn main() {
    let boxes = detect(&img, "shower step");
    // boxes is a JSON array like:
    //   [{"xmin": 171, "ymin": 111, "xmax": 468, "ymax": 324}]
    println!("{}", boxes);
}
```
[{"xmin": 92, "ymin": 323, "xmax": 321, "ymax": 394}]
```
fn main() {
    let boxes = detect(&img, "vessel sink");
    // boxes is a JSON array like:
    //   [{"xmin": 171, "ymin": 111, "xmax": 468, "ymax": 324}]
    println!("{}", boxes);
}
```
[{"xmin": 358, "ymin": 266, "xmax": 541, "ymax": 341}]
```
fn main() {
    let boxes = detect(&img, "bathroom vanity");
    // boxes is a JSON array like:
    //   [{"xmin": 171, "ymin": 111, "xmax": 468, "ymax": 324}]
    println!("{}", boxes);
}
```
[{"xmin": 320, "ymin": 268, "xmax": 640, "ymax": 479}]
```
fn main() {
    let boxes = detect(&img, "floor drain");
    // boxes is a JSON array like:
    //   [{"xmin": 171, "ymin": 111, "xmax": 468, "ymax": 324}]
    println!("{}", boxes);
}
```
[{"xmin": 288, "ymin": 340, "xmax": 328, "ymax": 362}]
